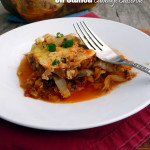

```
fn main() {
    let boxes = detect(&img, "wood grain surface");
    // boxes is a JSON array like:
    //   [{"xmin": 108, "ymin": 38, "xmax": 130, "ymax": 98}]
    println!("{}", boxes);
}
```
[
  {"xmin": 0, "ymin": 1, "xmax": 149, "ymax": 149},
  {"xmin": 90, "ymin": 1, "xmax": 150, "ymax": 29}
]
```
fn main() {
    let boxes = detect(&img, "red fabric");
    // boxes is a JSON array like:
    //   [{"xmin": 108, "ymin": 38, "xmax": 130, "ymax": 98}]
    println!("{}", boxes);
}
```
[
  {"xmin": 79, "ymin": 12, "xmax": 100, "ymax": 18},
  {"xmin": 0, "ymin": 13, "xmax": 150, "ymax": 150}
]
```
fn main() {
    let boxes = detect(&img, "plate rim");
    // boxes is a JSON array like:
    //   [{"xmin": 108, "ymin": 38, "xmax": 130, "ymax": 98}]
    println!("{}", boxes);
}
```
[
  {"xmin": 0, "ymin": 17, "xmax": 150, "ymax": 131},
  {"xmin": 0, "ymin": 17, "xmax": 150, "ymax": 39}
]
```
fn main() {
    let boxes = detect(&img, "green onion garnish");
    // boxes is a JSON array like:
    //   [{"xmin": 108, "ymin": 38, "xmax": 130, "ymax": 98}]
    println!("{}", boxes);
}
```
[
  {"xmin": 84, "ymin": 36, "xmax": 87, "ymax": 39},
  {"xmin": 46, "ymin": 43, "xmax": 56, "ymax": 52},
  {"xmin": 52, "ymin": 59, "xmax": 60, "ymax": 65},
  {"xmin": 56, "ymin": 32, "xmax": 64, "ymax": 38},
  {"xmin": 63, "ymin": 39, "xmax": 73, "ymax": 48}
]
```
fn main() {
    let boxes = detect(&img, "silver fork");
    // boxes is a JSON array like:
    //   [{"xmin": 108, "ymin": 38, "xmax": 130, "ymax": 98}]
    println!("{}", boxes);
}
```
[{"xmin": 73, "ymin": 21, "xmax": 150, "ymax": 75}]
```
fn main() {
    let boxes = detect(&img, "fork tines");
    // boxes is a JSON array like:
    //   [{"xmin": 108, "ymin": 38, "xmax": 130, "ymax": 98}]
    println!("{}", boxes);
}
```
[{"xmin": 73, "ymin": 21, "xmax": 107, "ymax": 52}]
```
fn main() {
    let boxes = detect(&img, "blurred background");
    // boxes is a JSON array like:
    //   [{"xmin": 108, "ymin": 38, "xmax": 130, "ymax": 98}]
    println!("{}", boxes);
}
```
[{"xmin": 91, "ymin": 1, "xmax": 150, "ymax": 28}]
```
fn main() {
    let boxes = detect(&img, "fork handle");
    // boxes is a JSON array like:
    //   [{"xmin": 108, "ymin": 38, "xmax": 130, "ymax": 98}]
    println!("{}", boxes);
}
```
[{"xmin": 126, "ymin": 61, "xmax": 150, "ymax": 75}]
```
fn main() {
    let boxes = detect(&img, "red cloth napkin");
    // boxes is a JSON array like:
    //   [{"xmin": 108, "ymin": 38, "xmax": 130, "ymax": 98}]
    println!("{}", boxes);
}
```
[
  {"xmin": 0, "ymin": 12, "xmax": 150, "ymax": 150},
  {"xmin": 79, "ymin": 12, "xmax": 100, "ymax": 18}
]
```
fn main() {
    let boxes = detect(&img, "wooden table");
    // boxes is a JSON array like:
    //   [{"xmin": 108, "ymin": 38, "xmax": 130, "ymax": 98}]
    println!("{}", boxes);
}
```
[
  {"xmin": 0, "ymin": 1, "xmax": 149, "ymax": 149},
  {"xmin": 90, "ymin": 1, "xmax": 150, "ymax": 29}
]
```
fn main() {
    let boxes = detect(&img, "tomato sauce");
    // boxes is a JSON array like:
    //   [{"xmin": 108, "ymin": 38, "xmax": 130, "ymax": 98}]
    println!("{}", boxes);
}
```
[{"xmin": 17, "ymin": 57, "xmax": 121, "ymax": 103}]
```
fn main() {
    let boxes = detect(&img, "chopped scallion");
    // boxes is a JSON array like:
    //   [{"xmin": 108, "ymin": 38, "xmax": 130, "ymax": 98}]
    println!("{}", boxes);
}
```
[
  {"xmin": 52, "ymin": 59, "xmax": 60, "ymax": 65},
  {"xmin": 63, "ymin": 39, "xmax": 73, "ymax": 48},
  {"xmin": 56, "ymin": 32, "xmax": 64, "ymax": 38},
  {"xmin": 46, "ymin": 43, "xmax": 56, "ymax": 52}
]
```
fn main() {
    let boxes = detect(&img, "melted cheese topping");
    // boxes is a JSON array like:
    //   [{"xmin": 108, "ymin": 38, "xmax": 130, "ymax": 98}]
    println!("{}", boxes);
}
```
[{"xmin": 27, "ymin": 33, "xmax": 95, "ymax": 70}]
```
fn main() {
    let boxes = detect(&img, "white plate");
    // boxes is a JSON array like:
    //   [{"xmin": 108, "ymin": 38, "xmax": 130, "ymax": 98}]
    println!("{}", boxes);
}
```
[{"xmin": 0, "ymin": 18, "xmax": 150, "ymax": 131}]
